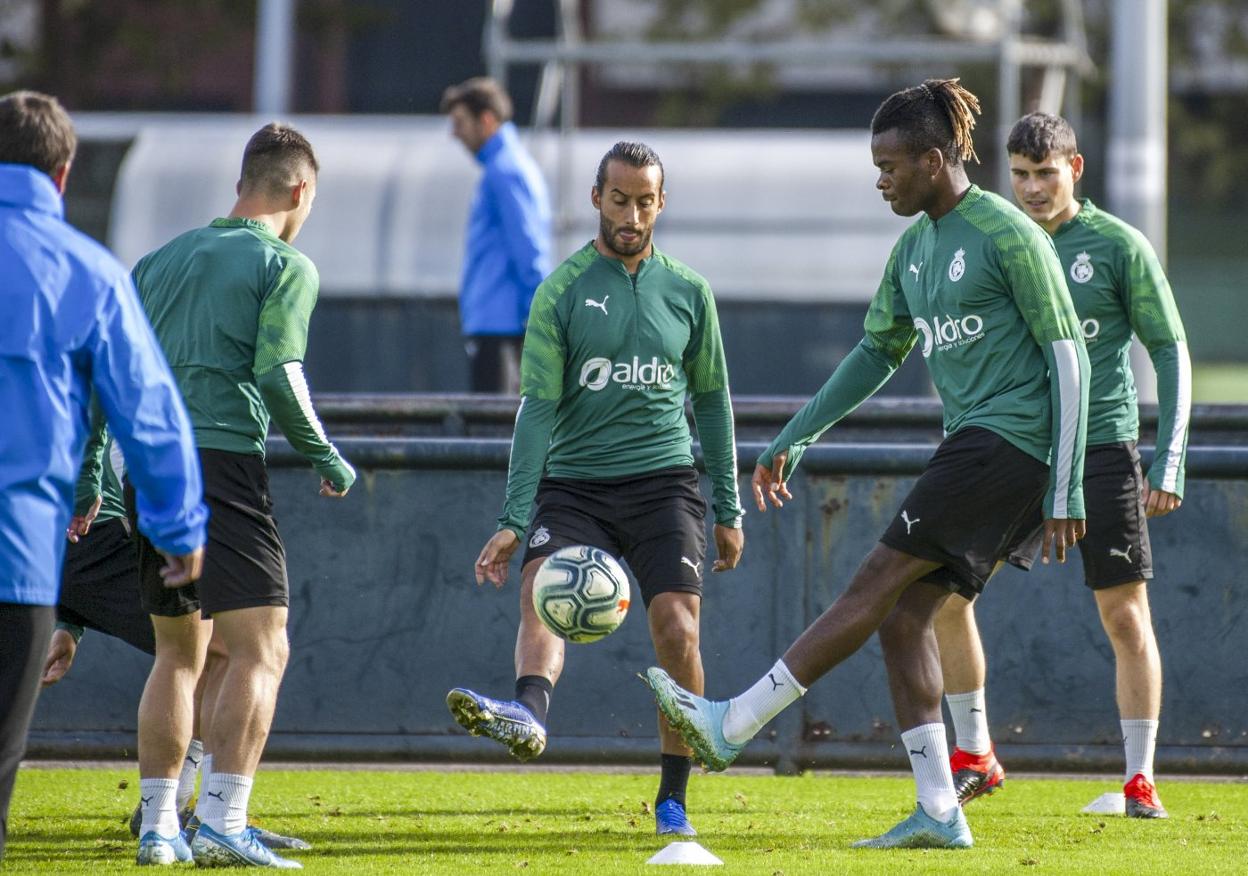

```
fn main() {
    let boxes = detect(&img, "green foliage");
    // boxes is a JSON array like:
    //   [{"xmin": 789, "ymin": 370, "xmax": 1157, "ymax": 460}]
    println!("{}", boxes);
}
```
[{"xmin": 4, "ymin": 767, "xmax": 1248, "ymax": 874}]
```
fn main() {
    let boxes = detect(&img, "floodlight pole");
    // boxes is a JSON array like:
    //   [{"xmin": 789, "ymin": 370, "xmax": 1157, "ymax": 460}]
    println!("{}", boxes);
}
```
[
  {"xmin": 255, "ymin": 0, "xmax": 296, "ymax": 116},
  {"xmin": 1109, "ymin": 0, "xmax": 1167, "ymax": 403}
]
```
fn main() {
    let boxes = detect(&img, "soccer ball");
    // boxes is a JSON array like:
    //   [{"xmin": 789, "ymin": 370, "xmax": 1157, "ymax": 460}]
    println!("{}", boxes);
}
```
[{"xmin": 532, "ymin": 545, "xmax": 630, "ymax": 643}]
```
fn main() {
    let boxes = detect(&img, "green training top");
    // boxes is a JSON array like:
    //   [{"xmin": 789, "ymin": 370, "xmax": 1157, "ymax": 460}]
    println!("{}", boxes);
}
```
[
  {"xmin": 761, "ymin": 186, "xmax": 1090, "ymax": 519},
  {"xmin": 130, "ymin": 218, "xmax": 353, "ymax": 491},
  {"xmin": 498, "ymin": 242, "xmax": 743, "ymax": 536},
  {"xmin": 1052, "ymin": 199, "xmax": 1190, "ymax": 497}
]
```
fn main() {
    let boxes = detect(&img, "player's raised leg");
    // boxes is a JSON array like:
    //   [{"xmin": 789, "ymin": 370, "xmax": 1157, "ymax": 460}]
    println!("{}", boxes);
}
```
[
  {"xmin": 934, "ymin": 596, "xmax": 1005, "ymax": 805},
  {"xmin": 1095, "ymin": 581, "xmax": 1166, "ymax": 817},
  {"xmin": 447, "ymin": 555, "xmax": 554, "ymax": 762}
]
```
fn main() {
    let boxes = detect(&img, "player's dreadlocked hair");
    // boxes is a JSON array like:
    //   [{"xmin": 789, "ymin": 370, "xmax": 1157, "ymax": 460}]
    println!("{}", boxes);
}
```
[{"xmin": 871, "ymin": 78, "xmax": 982, "ymax": 165}]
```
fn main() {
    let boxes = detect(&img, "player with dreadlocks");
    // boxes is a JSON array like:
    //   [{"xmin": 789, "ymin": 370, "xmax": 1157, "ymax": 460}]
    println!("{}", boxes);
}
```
[{"xmin": 643, "ymin": 79, "xmax": 1091, "ymax": 849}]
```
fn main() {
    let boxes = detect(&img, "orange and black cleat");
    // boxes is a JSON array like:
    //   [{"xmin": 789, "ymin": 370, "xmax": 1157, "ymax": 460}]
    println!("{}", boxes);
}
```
[
  {"xmin": 1124, "ymin": 773, "xmax": 1168, "ymax": 819},
  {"xmin": 950, "ymin": 746, "xmax": 1006, "ymax": 805}
]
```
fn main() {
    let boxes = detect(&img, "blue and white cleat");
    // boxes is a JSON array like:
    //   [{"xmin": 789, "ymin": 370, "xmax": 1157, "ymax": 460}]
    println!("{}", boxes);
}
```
[
  {"xmin": 136, "ymin": 829, "xmax": 192, "ymax": 865},
  {"xmin": 642, "ymin": 667, "xmax": 744, "ymax": 772},
  {"xmin": 446, "ymin": 688, "xmax": 547, "ymax": 761},
  {"xmin": 851, "ymin": 804, "xmax": 973, "ymax": 849},
  {"xmin": 186, "ymin": 814, "xmax": 310, "ymax": 851},
  {"xmin": 251, "ymin": 825, "xmax": 313, "ymax": 851},
  {"xmin": 190, "ymin": 822, "xmax": 303, "ymax": 868},
  {"xmin": 655, "ymin": 798, "xmax": 697, "ymax": 836}
]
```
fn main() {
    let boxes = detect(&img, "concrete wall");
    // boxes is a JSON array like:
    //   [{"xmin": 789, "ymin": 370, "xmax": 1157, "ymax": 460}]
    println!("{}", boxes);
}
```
[{"xmin": 28, "ymin": 438, "xmax": 1248, "ymax": 772}]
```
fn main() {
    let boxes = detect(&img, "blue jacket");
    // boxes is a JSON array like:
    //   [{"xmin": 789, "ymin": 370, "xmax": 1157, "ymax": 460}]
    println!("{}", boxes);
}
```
[
  {"xmin": 0, "ymin": 164, "xmax": 207, "ymax": 606},
  {"xmin": 460, "ymin": 122, "xmax": 552, "ymax": 336}
]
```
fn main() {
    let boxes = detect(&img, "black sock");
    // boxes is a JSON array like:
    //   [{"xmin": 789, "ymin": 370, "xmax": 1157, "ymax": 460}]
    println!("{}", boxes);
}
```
[
  {"xmin": 514, "ymin": 676, "xmax": 552, "ymax": 725},
  {"xmin": 656, "ymin": 754, "xmax": 692, "ymax": 808}
]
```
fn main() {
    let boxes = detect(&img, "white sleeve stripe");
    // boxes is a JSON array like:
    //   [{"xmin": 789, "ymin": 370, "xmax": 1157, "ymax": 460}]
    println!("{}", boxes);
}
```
[
  {"xmin": 1049, "ymin": 339, "xmax": 1083, "ymax": 519},
  {"xmin": 1160, "ymin": 341, "xmax": 1192, "ymax": 494},
  {"xmin": 508, "ymin": 396, "xmax": 526, "ymax": 473},
  {"xmin": 281, "ymin": 361, "xmax": 330, "ymax": 444}
]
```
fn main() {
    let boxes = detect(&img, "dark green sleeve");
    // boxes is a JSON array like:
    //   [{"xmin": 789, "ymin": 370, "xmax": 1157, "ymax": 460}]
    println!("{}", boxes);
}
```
[
  {"xmin": 74, "ymin": 395, "xmax": 109, "ymax": 516},
  {"xmin": 758, "ymin": 251, "xmax": 916, "ymax": 479},
  {"xmin": 497, "ymin": 397, "xmax": 558, "ymax": 538},
  {"xmin": 254, "ymin": 254, "xmax": 318, "ymax": 376},
  {"xmin": 1120, "ymin": 234, "xmax": 1191, "ymax": 497},
  {"xmin": 499, "ymin": 284, "xmax": 566, "ymax": 536},
  {"xmin": 690, "ymin": 388, "xmax": 743, "ymax": 527},
  {"xmin": 256, "ymin": 364, "xmax": 355, "ymax": 492}
]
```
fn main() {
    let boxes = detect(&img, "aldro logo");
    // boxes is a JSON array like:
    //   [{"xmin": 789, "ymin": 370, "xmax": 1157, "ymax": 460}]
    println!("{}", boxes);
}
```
[
  {"xmin": 912, "ymin": 313, "xmax": 986, "ymax": 358},
  {"xmin": 579, "ymin": 356, "xmax": 677, "ymax": 392}
]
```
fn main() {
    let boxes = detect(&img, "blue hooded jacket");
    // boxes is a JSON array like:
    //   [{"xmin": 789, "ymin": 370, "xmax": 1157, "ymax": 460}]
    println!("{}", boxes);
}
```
[
  {"xmin": 0, "ymin": 163, "xmax": 207, "ymax": 606},
  {"xmin": 459, "ymin": 122, "xmax": 552, "ymax": 336}
]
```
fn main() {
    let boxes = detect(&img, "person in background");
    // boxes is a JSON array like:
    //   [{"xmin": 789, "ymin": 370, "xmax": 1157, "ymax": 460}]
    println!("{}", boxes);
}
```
[{"xmin": 441, "ymin": 76, "xmax": 552, "ymax": 393}]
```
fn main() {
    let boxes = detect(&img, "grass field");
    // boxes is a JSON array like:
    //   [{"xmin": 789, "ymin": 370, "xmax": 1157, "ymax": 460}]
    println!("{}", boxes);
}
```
[{"xmin": 4, "ymin": 767, "xmax": 1246, "ymax": 874}]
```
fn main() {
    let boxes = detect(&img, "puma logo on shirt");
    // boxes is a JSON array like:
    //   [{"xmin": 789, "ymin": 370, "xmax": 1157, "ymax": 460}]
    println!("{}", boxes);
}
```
[{"xmin": 584, "ymin": 295, "xmax": 609, "ymax": 315}]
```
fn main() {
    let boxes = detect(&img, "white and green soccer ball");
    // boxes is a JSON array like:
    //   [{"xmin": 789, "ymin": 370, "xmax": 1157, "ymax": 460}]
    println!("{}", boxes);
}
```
[{"xmin": 532, "ymin": 545, "xmax": 630, "ymax": 643}]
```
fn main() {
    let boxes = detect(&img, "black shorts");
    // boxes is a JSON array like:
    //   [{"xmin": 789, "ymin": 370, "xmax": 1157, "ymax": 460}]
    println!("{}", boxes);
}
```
[
  {"xmin": 1076, "ymin": 442, "xmax": 1153, "ymax": 589},
  {"xmin": 129, "ymin": 449, "xmax": 288, "ymax": 619},
  {"xmin": 58, "ymin": 517, "xmax": 154, "ymax": 655},
  {"xmin": 879, "ymin": 427, "xmax": 1048, "ymax": 599},
  {"xmin": 521, "ymin": 466, "xmax": 709, "ymax": 608}
]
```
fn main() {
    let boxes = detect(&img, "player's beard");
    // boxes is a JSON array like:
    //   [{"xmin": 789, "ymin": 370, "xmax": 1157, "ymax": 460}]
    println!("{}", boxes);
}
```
[{"xmin": 599, "ymin": 214, "xmax": 650, "ymax": 258}]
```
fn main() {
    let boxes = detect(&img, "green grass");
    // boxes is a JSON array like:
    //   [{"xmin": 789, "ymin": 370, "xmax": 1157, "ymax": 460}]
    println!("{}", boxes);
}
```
[
  {"xmin": 1192, "ymin": 363, "xmax": 1248, "ymax": 404},
  {"xmin": 4, "ymin": 767, "xmax": 1246, "ymax": 874}
]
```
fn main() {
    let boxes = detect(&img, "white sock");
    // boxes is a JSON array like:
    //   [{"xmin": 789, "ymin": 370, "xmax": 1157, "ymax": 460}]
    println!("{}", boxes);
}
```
[
  {"xmin": 901, "ymin": 723, "xmax": 959, "ymax": 823},
  {"xmin": 138, "ymin": 777, "xmax": 180, "ymax": 838},
  {"xmin": 193, "ymin": 755, "xmax": 218, "ymax": 825},
  {"xmin": 946, "ymin": 689, "xmax": 992, "ymax": 755},
  {"xmin": 722, "ymin": 659, "xmax": 807, "ymax": 746},
  {"xmin": 203, "ymin": 773, "xmax": 254, "ymax": 836},
  {"xmin": 1122, "ymin": 718, "xmax": 1158, "ymax": 783},
  {"xmin": 176, "ymin": 739, "xmax": 204, "ymax": 811}
]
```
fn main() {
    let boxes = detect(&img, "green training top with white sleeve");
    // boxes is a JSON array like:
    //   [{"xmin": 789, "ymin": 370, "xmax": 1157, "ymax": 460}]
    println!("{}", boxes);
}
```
[
  {"xmin": 129, "ymin": 217, "xmax": 354, "ymax": 491},
  {"xmin": 498, "ymin": 241, "xmax": 743, "ymax": 537},
  {"xmin": 1052, "ymin": 199, "xmax": 1190, "ymax": 497},
  {"xmin": 760, "ymin": 185, "xmax": 1090, "ymax": 519}
]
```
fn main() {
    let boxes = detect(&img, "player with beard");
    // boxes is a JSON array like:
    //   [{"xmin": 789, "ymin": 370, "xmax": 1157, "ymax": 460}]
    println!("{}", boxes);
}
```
[
  {"xmin": 447, "ymin": 141, "xmax": 745, "ymax": 837},
  {"xmin": 643, "ymin": 80, "xmax": 1090, "ymax": 849}
]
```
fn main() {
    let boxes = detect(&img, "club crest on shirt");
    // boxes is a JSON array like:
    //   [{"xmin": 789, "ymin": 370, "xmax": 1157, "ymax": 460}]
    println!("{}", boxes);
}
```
[
  {"xmin": 948, "ymin": 248, "xmax": 966, "ymax": 282},
  {"xmin": 1070, "ymin": 251, "xmax": 1095, "ymax": 284},
  {"xmin": 530, "ymin": 526, "xmax": 550, "ymax": 548}
]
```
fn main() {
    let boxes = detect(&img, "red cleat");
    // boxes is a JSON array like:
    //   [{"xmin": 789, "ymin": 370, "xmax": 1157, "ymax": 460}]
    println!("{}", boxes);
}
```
[
  {"xmin": 1124, "ymin": 773, "xmax": 1168, "ymax": 819},
  {"xmin": 950, "ymin": 746, "xmax": 1006, "ymax": 805}
]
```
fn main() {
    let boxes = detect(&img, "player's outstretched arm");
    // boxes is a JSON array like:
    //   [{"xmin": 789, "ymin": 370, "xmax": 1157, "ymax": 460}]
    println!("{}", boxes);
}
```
[
  {"xmin": 755, "ymin": 338, "xmax": 906, "ymax": 511},
  {"xmin": 256, "ymin": 361, "xmax": 355, "ymax": 495}
]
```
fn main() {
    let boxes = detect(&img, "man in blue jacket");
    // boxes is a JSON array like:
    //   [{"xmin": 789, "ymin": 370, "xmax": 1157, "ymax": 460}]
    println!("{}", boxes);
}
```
[
  {"xmin": 0, "ymin": 90, "xmax": 207, "ymax": 862},
  {"xmin": 442, "ymin": 77, "xmax": 552, "ymax": 393}
]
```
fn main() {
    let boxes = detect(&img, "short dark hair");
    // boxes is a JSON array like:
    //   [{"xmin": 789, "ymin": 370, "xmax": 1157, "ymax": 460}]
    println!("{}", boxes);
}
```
[
  {"xmin": 871, "ymin": 78, "xmax": 982, "ymax": 165},
  {"xmin": 0, "ymin": 90, "xmax": 77, "ymax": 177},
  {"xmin": 594, "ymin": 141, "xmax": 664, "ymax": 191},
  {"xmin": 1007, "ymin": 112, "xmax": 1078, "ymax": 163},
  {"xmin": 440, "ymin": 77, "xmax": 513, "ymax": 122},
  {"xmin": 239, "ymin": 123, "xmax": 318, "ymax": 198}
]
